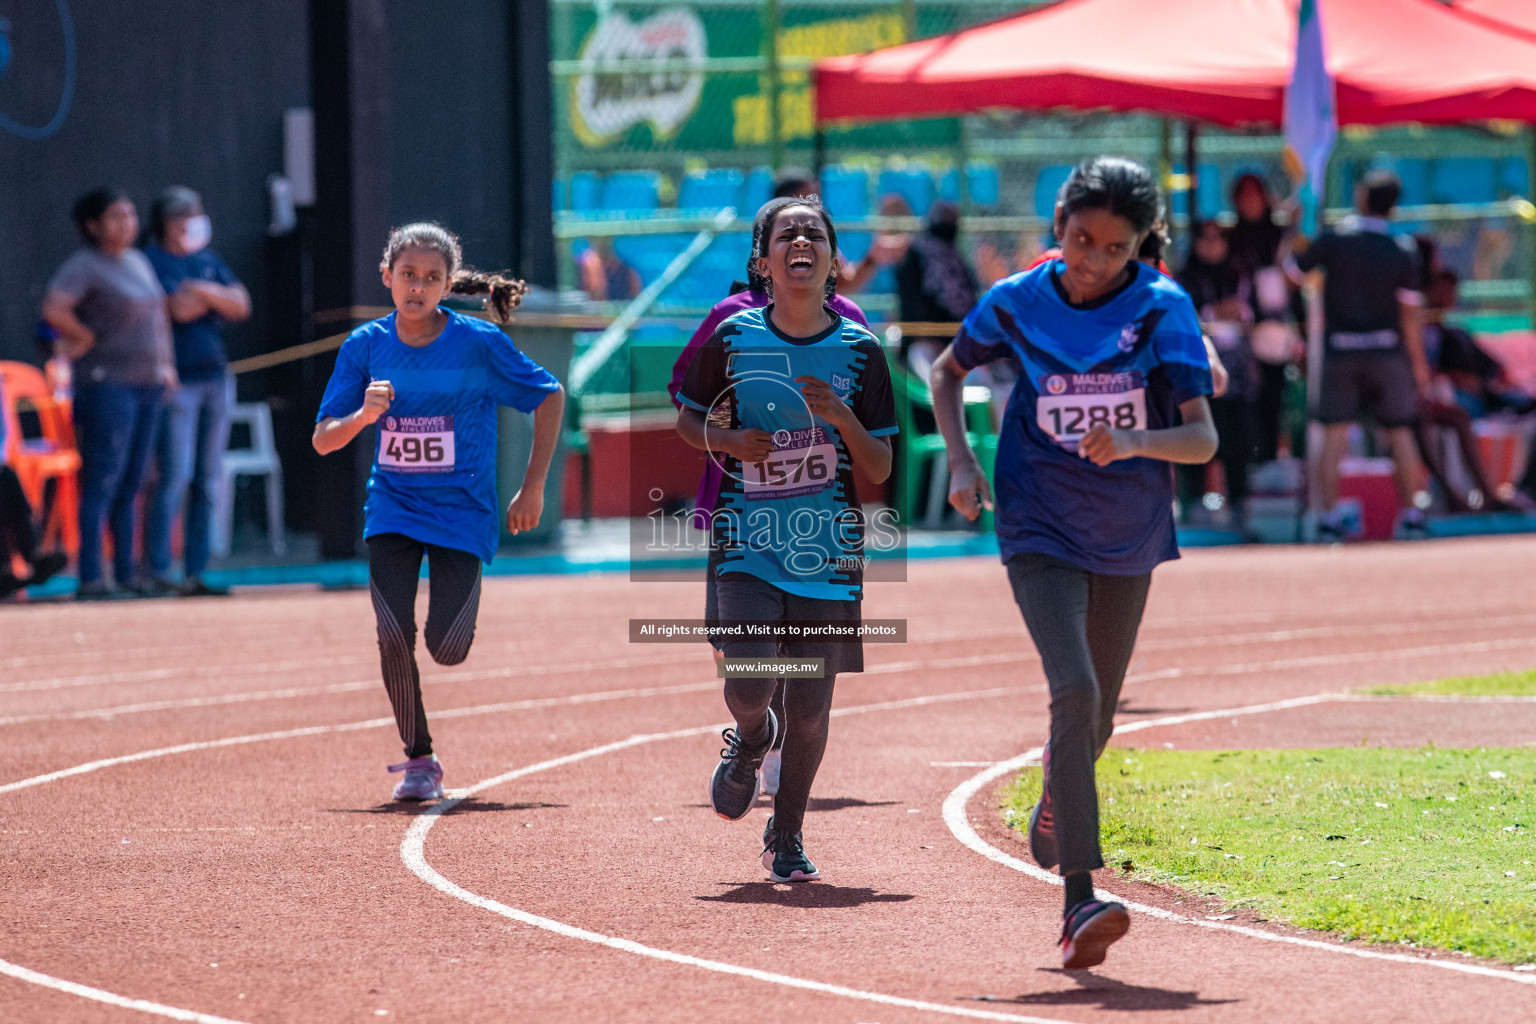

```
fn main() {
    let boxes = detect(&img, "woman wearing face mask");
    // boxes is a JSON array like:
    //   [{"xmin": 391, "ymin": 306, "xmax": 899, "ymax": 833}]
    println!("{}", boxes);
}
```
[{"xmin": 142, "ymin": 186, "xmax": 252, "ymax": 596}]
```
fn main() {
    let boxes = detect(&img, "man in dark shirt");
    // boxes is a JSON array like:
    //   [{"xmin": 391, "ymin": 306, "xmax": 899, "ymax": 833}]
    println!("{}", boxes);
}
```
[{"xmin": 1294, "ymin": 171, "xmax": 1432, "ymax": 539}]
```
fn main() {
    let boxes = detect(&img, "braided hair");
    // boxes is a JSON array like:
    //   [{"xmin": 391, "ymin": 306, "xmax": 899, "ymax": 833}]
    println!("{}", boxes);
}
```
[{"xmin": 381, "ymin": 222, "xmax": 528, "ymax": 324}]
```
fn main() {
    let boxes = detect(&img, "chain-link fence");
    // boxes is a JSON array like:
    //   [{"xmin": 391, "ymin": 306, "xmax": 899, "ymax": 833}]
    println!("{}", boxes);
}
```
[{"xmin": 550, "ymin": 1, "xmax": 1536, "ymax": 405}]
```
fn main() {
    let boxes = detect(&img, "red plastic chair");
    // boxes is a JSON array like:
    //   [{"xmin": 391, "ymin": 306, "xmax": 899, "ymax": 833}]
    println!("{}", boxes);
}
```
[{"xmin": 0, "ymin": 361, "xmax": 81, "ymax": 557}]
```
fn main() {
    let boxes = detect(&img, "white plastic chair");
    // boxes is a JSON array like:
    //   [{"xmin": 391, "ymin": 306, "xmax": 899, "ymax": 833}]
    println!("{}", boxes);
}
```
[{"xmin": 213, "ymin": 402, "xmax": 286, "ymax": 557}]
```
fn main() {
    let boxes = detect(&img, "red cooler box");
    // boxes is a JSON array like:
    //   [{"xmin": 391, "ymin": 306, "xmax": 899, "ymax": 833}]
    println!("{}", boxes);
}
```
[{"xmin": 1336, "ymin": 457, "xmax": 1399, "ymax": 541}]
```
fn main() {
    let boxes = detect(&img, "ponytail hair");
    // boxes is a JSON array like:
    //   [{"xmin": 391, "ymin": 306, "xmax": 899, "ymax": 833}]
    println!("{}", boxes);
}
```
[
  {"xmin": 381, "ymin": 221, "xmax": 528, "ymax": 324},
  {"xmin": 449, "ymin": 269, "xmax": 528, "ymax": 324}
]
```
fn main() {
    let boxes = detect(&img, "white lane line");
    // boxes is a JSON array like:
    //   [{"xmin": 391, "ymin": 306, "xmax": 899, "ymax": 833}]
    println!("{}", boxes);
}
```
[
  {"xmin": 402, "ymin": 688, "xmax": 1077, "ymax": 1024},
  {"xmin": 18, "ymin": 610, "xmax": 1536, "ymax": 727},
  {"xmin": 0, "ymin": 674, "xmax": 722, "ymax": 729},
  {"xmin": 941, "ymin": 694, "xmax": 1536, "ymax": 988},
  {"xmin": 0, "ymin": 955, "xmax": 249, "ymax": 1024}
]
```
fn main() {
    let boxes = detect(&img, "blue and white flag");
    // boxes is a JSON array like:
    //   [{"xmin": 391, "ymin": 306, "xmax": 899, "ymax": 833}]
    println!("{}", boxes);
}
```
[{"xmin": 1284, "ymin": 0, "xmax": 1337, "ymax": 234}]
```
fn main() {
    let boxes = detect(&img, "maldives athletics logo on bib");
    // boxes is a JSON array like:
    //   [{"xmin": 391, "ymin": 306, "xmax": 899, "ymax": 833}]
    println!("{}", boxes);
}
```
[{"xmin": 1044, "ymin": 374, "xmax": 1068, "ymax": 396}]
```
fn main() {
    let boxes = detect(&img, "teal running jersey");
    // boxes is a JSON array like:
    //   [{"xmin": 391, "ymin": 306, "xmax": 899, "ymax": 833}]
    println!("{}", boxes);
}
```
[{"xmin": 678, "ymin": 306, "xmax": 898, "ymax": 601}]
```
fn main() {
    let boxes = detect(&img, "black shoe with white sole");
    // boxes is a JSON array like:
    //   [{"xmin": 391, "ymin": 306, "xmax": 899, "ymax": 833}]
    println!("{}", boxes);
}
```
[
  {"xmin": 709, "ymin": 710, "xmax": 778, "ymax": 821},
  {"xmin": 762, "ymin": 817, "xmax": 819, "ymax": 882}
]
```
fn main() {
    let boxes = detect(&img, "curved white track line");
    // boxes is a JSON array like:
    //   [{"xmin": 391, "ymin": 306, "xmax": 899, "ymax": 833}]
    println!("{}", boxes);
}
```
[
  {"xmin": 0, "ymin": 955, "xmax": 250, "ymax": 1023},
  {"xmin": 0, "ymin": 679, "xmax": 1034, "ymax": 1022},
  {"xmin": 402, "ymin": 690, "xmax": 1079, "ymax": 1024},
  {"xmin": 941, "ymin": 694, "xmax": 1536, "ymax": 988}
]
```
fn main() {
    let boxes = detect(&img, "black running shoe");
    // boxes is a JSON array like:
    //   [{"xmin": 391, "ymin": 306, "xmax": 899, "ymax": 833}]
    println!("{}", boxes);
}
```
[
  {"xmin": 1028, "ymin": 745, "xmax": 1058, "ymax": 869},
  {"xmin": 1060, "ymin": 898, "xmax": 1130, "ymax": 970},
  {"xmin": 709, "ymin": 710, "xmax": 778, "ymax": 821},
  {"xmin": 762, "ymin": 816, "xmax": 820, "ymax": 882},
  {"xmin": 26, "ymin": 552, "xmax": 68, "ymax": 590}
]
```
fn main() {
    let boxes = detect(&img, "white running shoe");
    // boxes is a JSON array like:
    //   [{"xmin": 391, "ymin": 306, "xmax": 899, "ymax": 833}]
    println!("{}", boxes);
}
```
[{"xmin": 760, "ymin": 749, "xmax": 782, "ymax": 797}]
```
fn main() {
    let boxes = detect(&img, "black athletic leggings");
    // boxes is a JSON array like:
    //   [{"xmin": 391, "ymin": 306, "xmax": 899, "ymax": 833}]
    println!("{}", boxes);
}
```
[
  {"xmin": 368, "ymin": 532, "xmax": 483, "ymax": 759},
  {"xmin": 1007, "ymin": 552, "xmax": 1151, "ymax": 875}
]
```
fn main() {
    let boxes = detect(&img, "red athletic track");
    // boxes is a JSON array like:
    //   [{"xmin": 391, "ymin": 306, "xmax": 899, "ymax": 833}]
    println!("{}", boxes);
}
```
[{"xmin": 2, "ymin": 536, "xmax": 1535, "ymax": 1024}]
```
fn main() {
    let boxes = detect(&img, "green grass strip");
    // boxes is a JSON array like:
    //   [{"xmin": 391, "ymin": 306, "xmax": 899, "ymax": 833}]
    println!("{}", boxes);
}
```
[
  {"xmin": 1367, "ymin": 669, "xmax": 1536, "ymax": 698},
  {"xmin": 1002, "ymin": 747, "xmax": 1536, "ymax": 964}
]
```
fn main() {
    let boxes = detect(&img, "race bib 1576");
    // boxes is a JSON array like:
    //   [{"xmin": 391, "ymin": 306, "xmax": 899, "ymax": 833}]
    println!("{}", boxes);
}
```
[
  {"xmin": 378, "ymin": 415, "xmax": 456, "ymax": 473},
  {"xmin": 744, "ymin": 426, "xmax": 837, "ymax": 500},
  {"xmin": 1036, "ymin": 372, "xmax": 1147, "ymax": 447}
]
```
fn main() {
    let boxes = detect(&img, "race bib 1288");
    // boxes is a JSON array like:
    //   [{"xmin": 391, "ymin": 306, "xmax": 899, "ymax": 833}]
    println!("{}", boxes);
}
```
[
  {"xmin": 1036, "ymin": 372, "xmax": 1147, "ymax": 447},
  {"xmin": 378, "ymin": 415, "xmax": 456, "ymax": 473}
]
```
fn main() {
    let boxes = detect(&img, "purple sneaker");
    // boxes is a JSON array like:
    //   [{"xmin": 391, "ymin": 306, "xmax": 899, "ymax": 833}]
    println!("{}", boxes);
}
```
[
  {"xmin": 388, "ymin": 756, "xmax": 443, "ymax": 801},
  {"xmin": 1029, "ymin": 745, "xmax": 1058, "ymax": 869}
]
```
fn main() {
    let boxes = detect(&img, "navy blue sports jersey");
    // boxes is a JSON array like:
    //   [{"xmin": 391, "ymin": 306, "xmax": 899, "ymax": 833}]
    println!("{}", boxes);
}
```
[
  {"xmin": 317, "ymin": 310, "xmax": 561, "ymax": 563},
  {"xmin": 678, "ymin": 306, "xmax": 898, "ymax": 601},
  {"xmin": 953, "ymin": 260, "xmax": 1213, "ymax": 575}
]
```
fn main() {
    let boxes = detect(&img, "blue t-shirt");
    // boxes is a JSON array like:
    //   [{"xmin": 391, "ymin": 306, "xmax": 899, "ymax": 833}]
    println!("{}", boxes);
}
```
[
  {"xmin": 316, "ymin": 310, "xmax": 561, "ymax": 563},
  {"xmin": 953, "ymin": 260, "xmax": 1212, "ymax": 575},
  {"xmin": 678, "ymin": 306, "xmax": 898, "ymax": 601},
  {"xmin": 143, "ymin": 245, "xmax": 240, "ymax": 382}
]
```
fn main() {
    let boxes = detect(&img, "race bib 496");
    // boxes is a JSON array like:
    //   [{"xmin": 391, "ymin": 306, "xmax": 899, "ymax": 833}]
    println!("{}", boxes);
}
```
[
  {"xmin": 379, "ymin": 415, "xmax": 456, "ymax": 473},
  {"xmin": 1036, "ymin": 372, "xmax": 1147, "ymax": 447}
]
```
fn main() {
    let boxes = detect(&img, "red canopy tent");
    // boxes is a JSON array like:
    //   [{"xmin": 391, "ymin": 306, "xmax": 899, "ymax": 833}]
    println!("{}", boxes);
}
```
[
  {"xmin": 815, "ymin": 0, "xmax": 1536, "ymax": 128},
  {"xmin": 1457, "ymin": 0, "xmax": 1536, "ymax": 39}
]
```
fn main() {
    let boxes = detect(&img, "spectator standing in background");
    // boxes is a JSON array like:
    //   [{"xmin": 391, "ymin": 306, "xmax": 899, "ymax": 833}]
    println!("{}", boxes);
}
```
[
  {"xmin": 143, "ymin": 186, "xmax": 251, "ymax": 596},
  {"xmin": 40, "ymin": 187, "xmax": 176, "ymax": 599},
  {"xmin": 897, "ymin": 200, "xmax": 979, "ymax": 378},
  {"xmin": 1415, "ymin": 268, "xmax": 1532, "ymax": 513},
  {"xmin": 1227, "ymin": 174, "xmax": 1297, "ymax": 462},
  {"xmin": 1294, "ymin": 171, "xmax": 1432, "ymax": 541},
  {"xmin": 1177, "ymin": 220, "xmax": 1258, "ymax": 536}
]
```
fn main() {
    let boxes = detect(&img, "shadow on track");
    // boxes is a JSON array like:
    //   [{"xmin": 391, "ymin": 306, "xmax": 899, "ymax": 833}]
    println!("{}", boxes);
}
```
[
  {"xmin": 969, "ymin": 969, "xmax": 1240, "ymax": 1011},
  {"xmin": 697, "ymin": 882, "xmax": 916, "ymax": 908},
  {"xmin": 326, "ymin": 798, "xmax": 568, "ymax": 817},
  {"xmin": 805, "ymin": 797, "xmax": 902, "ymax": 812}
]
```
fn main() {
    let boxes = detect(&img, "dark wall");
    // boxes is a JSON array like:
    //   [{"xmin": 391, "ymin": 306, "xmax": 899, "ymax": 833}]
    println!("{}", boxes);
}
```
[
  {"xmin": 0, "ymin": 0, "xmax": 310, "ymax": 365},
  {"xmin": 385, "ymin": 0, "xmax": 514, "ymax": 279}
]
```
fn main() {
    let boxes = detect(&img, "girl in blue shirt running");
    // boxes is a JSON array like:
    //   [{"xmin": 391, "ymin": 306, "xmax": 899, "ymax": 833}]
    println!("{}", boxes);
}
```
[
  {"xmin": 314, "ymin": 223, "xmax": 564, "ymax": 802},
  {"xmin": 931, "ymin": 158, "xmax": 1217, "ymax": 970}
]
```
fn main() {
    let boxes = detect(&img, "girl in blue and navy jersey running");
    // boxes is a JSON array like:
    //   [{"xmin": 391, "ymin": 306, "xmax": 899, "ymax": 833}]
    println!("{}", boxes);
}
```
[
  {"xmin": 676, "ymin": 197, "xmax": 898, "ymax": 882},
  {"xmin": 931, "ymin": 158, "xmax": 1217, "ymax": 969},
  {"xmin": 313, "ymin": 223, "xmax": 564, "ymax": 801}
]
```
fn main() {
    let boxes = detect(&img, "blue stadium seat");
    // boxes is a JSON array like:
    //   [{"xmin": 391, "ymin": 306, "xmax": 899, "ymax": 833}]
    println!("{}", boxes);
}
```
[
  {"xmin": 820, "ymin": 166, "xmax": 870, "ymax": 219},
  {"xmin": 878, "ymin": 168, "xmax": 936, "ymax": 217},
  {"xmin": 967, "ymin": 163, "xmax": 1000, "ymax": 208},
  {"xmin": 678, "ymin": 168, "xmax": 744, "ymax": 212},
  {"xmin": 934, "ymin": 164, "xmax": 1000, "ymax": 209},
  {"xmin": 742, "ymin": 167, "xmax": 775, "ymax": 216},
  {"xmin": 1168, "ymin": 163, "xmax": 1224, "ymax": 221},
  {"xmin": 602, "ymin": 171, "xmax": 661, "ymax": 212},
  {"xmin": 939, "ymin": 168, "xmax": 960, "ymax": 203},
  {"xmin": 1430, "ymin": 158, "xmax": 1498, "ymax": 205},
  {"xmin": 569, "ymin": 171, "xmax": 602, "ymax": 212},
  {"xmin": 553, "ymin": 178, "xmax": 566, "ymax": 213},
  {"xmin": 1033, "ymin": 165, "xmax": 1073, "ymax": 220},
  {"xmin": 1501, "ymin": 157, "xmax": 1530, "ymax": 198}
]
